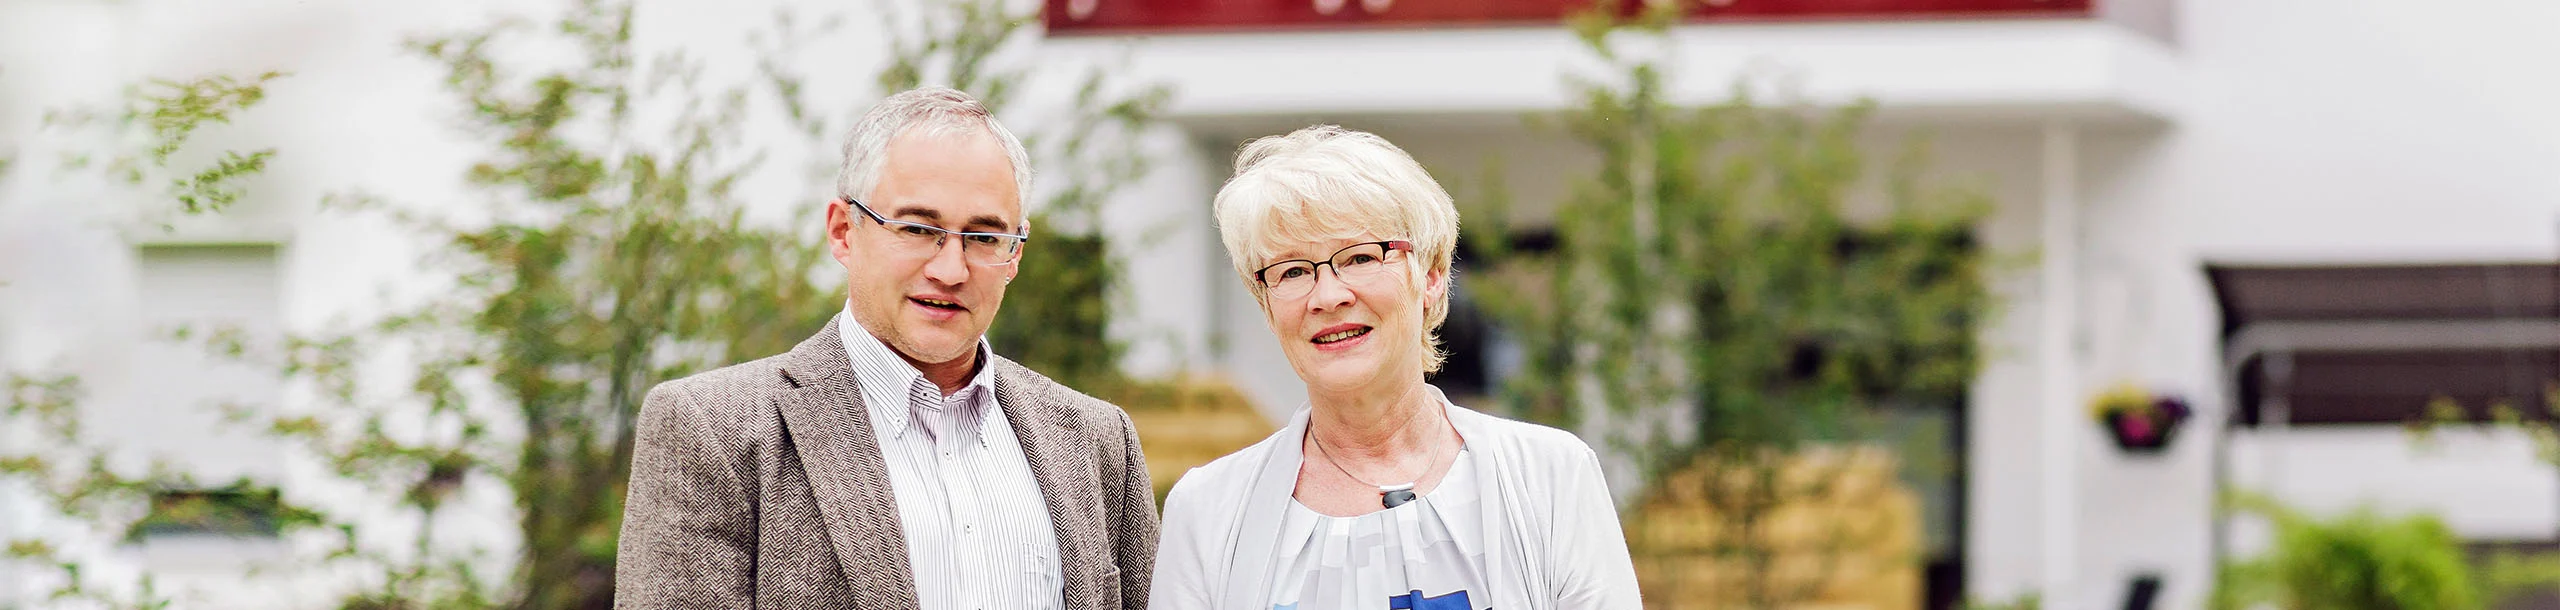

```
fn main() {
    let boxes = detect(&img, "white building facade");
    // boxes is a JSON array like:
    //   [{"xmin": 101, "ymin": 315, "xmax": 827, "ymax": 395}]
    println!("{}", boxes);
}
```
[{"xmin": 4, "ymin": 0, "xmax": 2558, "ymax": 608}]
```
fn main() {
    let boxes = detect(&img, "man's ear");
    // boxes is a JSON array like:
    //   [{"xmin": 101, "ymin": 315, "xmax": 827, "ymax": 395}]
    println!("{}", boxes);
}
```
[
  {"xmin": 1004, "ymin": 240, "xmax": 1024, "ymax": 283},
  {"xmin": 826, "ymin": 199, "xmax": 857, "ymax": 269}
]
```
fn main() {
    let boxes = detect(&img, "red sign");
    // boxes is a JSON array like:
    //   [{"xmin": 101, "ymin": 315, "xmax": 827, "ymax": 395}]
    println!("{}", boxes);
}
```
[{"xmin": 1046, "ymin": 0, "xmax": 2095, "ymax": 35}]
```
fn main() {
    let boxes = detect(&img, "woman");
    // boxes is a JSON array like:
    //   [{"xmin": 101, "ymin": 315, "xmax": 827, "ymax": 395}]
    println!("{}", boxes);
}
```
[{"xmin": 1150, "ymin": 125, "xmax": 1642, "ymax": 610}]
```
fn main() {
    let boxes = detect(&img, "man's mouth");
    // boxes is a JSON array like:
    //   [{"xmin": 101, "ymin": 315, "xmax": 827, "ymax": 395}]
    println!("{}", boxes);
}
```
[
  {"xmin": 910, "ymin": 296, "xmax": 966, "ymax": 312},
  {"xmin": 1312, "ymin": 325, "xmax": 1371, "ymax": 344}
]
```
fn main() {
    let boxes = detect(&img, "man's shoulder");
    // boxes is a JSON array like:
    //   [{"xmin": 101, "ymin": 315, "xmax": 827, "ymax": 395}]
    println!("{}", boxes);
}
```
[{"xmin": 647, "ymin": 352, "xmax": 799, "ymax": 418}]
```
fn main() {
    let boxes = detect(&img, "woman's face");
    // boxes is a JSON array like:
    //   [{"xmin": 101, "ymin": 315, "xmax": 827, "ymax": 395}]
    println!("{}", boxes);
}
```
[{"xmin": 1254, "ymin": 233, "xmax": 1445, "ymax": 400}]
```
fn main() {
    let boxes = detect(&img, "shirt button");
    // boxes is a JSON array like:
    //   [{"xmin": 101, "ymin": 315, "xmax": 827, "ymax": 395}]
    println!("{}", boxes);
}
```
[{"xmin": 963, "ymin": 523, "xmax": 975, "ymax": 534}]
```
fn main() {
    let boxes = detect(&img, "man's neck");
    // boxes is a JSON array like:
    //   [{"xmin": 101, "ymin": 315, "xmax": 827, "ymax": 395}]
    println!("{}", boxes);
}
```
[{"xmin": 903, "ymin": 346, "xmax": 982, "ymax": 396}]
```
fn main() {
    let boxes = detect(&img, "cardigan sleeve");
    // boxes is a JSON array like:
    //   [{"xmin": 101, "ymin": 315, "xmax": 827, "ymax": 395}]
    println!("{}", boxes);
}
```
[
  {"xmin": 1549, "ymin": 446, "xmax": 1645, "ymax": 609},
  {"xmin": 1147, "ymin": 467, "xmax": 1220, "ymax": 610}
]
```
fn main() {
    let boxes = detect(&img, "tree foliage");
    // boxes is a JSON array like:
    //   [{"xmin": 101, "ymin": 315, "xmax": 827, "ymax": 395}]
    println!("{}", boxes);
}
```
[
  {"xmin": 1464, "ymin": 2, "xmax": 1998, "ymax": 607},
  {"xmin": 0, "ymin": 0, "xmax": 1167, "ymax": 607}
]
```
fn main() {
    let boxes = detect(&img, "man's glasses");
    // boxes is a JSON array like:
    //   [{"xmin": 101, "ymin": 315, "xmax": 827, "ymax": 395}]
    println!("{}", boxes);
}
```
[
  {"xmin": 842, "ymin": 198, "xmax": 1027, "ymax": 267},
  {"xmin": 1252, "ymin": 240, "xmax": 1413, "ymax": 301}
]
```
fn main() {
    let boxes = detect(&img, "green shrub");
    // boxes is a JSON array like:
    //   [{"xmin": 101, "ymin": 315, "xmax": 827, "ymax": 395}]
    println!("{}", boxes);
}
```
[{"xmin": 2215, "ymin": 492, "xmax": 2479, "ymax": 610}]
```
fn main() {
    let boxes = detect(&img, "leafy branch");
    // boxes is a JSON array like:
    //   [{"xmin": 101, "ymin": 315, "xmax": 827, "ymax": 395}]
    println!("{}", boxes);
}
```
[{"xmin": 46, "ymin": 72, "xmax": 286, "ymax": 218}]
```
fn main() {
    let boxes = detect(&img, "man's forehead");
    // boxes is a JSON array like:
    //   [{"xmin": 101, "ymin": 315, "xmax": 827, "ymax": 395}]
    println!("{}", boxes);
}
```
[
  {"xmin": 876, "ymin": 197, "xmax": 1021, "ymax": 229},
  {"xmin": 872, "ymin": 128, "xmax": 1024, "ymax": 227}
]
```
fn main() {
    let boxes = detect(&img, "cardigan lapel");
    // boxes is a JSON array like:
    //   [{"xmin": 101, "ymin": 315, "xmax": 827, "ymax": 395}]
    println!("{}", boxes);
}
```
[
  {"xmin": 773, "ymin": 315, "xmax": 921, "ymax": 609},
  {"xmin": 1440, "ymin": 389, "xmax": 1530, "ymax": 610},
  {"xmin": 1221, "ymin": 387, "xmax": 1533, "ymax": 610},
  {"xmin": 1220, "ymin": 408, "xmax": 1310, "ymax": 610},
  {"xmin": 995, "ymin": 357, "xmax": 1109, "ymax": 609}
]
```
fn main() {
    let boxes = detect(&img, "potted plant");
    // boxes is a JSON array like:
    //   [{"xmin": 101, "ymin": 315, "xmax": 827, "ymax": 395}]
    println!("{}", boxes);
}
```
[{"xmin": 2090, "ymin": 384, "xmax": 2192, "ymax": 454}]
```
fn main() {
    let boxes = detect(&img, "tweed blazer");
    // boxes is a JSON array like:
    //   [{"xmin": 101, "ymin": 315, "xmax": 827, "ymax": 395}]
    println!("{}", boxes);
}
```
[{"xmin": 615, "ymin": 316, "xmax": 1157, "ymax": 609}]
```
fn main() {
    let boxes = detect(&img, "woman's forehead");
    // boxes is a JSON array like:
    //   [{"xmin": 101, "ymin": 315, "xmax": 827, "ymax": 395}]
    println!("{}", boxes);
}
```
[{"xmin": 1261, "ymin": 232, "xmax": 1382, "ymax": 262}]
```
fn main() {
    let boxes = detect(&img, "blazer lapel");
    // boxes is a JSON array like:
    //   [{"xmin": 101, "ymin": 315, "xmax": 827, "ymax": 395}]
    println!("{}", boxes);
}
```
[
  {"xmin": 774, "ymin": 316, "xmax": 920, "ymax": 609},
  {"xmin": 994, "ymin": 358, "xmax": 1107, "ymax": 609}
]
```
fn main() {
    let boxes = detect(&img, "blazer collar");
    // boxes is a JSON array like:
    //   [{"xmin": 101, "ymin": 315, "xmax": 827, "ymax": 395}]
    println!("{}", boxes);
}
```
[
  {"xmin": 776, "ymin": 315, "xmax": 1112, "ymax": 608},
  {"xmin": 992, "ymin": 357, "xmax": 1116, "ymax": 609},
  {"xmin": 773, "ymin": 315, "xmax": 921, "ymax": 608}
]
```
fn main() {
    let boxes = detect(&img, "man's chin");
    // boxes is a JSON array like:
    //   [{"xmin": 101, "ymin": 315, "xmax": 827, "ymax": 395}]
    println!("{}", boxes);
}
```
[{"xmin": 892, "ymin": 330, "xmax": 980, "ymax": 366}]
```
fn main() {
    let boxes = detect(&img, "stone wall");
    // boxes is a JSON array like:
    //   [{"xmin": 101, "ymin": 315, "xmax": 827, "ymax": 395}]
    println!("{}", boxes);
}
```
[
  {"xmin": 1117, "ymin": 377, "xmax": 1278, "ymax": 504},
  {"xmin": 1625, "ymin": 447, "xmax": 1923, "ymax": 610}
]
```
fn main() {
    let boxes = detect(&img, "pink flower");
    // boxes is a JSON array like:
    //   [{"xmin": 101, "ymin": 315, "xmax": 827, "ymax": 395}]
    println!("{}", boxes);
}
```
[{"xmin": 2117, "ymin": 414, "xmax": 2157, "ymax": 442}]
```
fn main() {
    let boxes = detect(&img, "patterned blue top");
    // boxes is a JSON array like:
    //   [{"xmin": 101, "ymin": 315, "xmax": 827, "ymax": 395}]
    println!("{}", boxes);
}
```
[{"xmin": 1269, "ymin": 449, "xmax": 1487, "ymax": 610}]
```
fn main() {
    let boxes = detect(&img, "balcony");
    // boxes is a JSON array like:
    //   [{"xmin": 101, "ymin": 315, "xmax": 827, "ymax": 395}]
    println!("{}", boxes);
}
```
[
  {"xmin": 1051, "ymin": 0, "xmax": 2173, "ymax": 40},
  {"xmin": 1040, "ymin": 0, "xmax": 2183, "ymax": 130}
]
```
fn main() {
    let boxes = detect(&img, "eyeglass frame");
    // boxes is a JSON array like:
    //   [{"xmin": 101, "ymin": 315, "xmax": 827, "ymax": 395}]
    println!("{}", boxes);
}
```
[
  {"xmin": 839, "ymin": 197, "xmax": 1031, "ymax": 267},
  {"xmin": 1251, "ymin": 240, "xmax": 1415, "ymax": 300}
]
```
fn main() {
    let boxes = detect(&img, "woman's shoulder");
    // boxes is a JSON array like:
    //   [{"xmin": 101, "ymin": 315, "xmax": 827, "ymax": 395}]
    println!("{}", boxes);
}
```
[
  {"xmin": 1451, "ymin": 404, "xmax": 1601, "ymax": 463},
  {"xmin": 1164, "ymin": 422, "xmax": 1293, "ymax": 513}
]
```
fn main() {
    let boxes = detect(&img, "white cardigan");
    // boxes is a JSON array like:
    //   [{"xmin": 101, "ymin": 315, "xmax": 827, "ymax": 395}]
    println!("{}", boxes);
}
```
[{"xmin": 1147, "ymin": 387, "xmax": 1644, "ymax": 610}]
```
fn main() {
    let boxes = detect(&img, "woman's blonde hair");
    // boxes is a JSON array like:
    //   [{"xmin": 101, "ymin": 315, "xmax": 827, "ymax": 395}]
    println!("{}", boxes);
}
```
[{"xmin": 1212, "ymin": 125, "xmax": 1460, "ymax": 373}]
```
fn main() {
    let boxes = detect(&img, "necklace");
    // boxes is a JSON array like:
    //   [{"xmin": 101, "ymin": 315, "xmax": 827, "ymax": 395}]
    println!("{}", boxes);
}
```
[{"xmin": 1309, "ymin": 418, "xmax": 1444, "ymax": 509}]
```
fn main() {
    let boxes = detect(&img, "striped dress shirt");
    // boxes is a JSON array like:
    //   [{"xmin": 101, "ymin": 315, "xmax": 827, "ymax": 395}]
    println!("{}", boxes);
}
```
[{"xmin": 840, "ymin": 312, "xmax": 1064, "ymax": 610}]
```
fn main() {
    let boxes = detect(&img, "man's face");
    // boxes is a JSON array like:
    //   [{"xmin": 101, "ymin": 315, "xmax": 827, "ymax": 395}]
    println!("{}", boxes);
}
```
[{"xmin": 826, "ymin": 130, "xmax": 1023, "ymax": 368}]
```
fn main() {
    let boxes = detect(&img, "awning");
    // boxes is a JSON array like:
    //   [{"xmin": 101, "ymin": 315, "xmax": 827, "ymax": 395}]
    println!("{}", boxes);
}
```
[{"xmin": 2208, "ymin": 263, "xmax": 2560, "ymax": 426}]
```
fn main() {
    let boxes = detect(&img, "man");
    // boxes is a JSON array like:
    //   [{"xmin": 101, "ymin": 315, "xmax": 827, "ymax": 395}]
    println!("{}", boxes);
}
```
[{"xmin": 615, "ymin": 86, "xmax": 1155, "ymax": 609}]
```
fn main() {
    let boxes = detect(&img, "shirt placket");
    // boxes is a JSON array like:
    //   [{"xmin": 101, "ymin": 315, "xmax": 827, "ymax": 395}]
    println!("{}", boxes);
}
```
[{"xmin": 935, "ymin": 391, "xmax": 992, "ymax": 610}]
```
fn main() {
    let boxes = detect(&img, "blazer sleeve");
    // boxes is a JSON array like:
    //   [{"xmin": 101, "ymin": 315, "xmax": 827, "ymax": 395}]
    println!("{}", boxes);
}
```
[
  {"xmin": 614, "ymin": 382, "xmax": 758, "ymax": 608},
  {"xmin": 1550, "ymin": 446, "xmax": 1645, "ymax": 609},
  {"xmin": 1109, "ymin": 407, "xmax": 1162, "ymax": 610}
]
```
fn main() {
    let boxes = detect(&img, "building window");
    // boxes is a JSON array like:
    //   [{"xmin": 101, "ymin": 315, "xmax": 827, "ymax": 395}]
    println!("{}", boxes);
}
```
[{"xmin": 122, "ymin": 243, "xmax": 286, "ymax": 540}]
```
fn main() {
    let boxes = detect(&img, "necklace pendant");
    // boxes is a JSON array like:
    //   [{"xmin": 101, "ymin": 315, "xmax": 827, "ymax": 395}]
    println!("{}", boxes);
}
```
[{"xmin": 1379, "ymin": 482, "xmax": 1419, "ymax": 508}]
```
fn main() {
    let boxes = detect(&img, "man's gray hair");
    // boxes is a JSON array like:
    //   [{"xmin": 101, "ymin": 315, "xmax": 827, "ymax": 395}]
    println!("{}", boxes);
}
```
[{"xmin": 835, "ymin": 87, "xmax": 1035, "ymax": 226}]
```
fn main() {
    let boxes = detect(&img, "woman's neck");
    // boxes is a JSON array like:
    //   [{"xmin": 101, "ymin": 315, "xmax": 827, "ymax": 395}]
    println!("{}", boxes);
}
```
[{"xmin": 1306, "ymin": 380, "xmax": 1442, "ymax": 460}]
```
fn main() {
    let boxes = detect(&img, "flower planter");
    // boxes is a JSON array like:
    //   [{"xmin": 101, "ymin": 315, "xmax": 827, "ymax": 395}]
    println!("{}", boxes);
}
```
[
  {"xmin": 2105, "ymin": 411, "xmax": 2182, "ymax": 453},
  {"xmin": 2091, "ymin": 387, "xmax": 2191, "ymax": 456}
]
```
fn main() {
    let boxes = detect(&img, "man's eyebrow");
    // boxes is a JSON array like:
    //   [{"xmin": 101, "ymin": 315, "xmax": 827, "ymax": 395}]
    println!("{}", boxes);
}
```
[
  {"xmin": 960, "ymin": 215, "xmax": 1013, "ymax": 233},
  {"xmin": 887, "ymin": 207, "xmax": 1015, "ymax": 233},
  {"xmin": 887, "ymin": 206, "xmax": 943, "ymax": 223}
]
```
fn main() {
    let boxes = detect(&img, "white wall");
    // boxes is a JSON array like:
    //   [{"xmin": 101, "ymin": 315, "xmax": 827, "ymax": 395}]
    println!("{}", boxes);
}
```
[
  {"xmin": 2003, "ymin": 2, "xmax": 2560, "ymax": 607},
  {"xmin": 13, "ymin": 0, "xmax": 2560, "ymax": 607},
  {"xmin": 2162, "ymin": 1, "xmax": 2560, "ymax": 263},
  {"xmin": 1101, "ymin": 128, "xmax": 1226, "ymax": 380}
]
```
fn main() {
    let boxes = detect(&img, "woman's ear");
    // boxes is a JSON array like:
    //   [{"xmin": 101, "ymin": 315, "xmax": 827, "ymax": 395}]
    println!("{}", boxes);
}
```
[
  {"xmin": 1422, "ymin": 265, "xmax": 1449, "ymax": 315},
  {"xmin": 1423, "ymin": 265, "xmax": 1443, "ymax": 303}
]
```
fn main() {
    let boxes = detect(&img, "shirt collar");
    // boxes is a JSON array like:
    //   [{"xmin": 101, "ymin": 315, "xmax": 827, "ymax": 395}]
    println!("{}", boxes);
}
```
[{"xmin": 838, "ymin": 304, "xmax": 1001, "ymax": 444}]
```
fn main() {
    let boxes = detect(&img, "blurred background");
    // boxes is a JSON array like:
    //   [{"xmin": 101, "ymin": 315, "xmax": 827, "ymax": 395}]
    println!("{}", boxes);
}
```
[{"xmin": 2, "ymin": 0, "xmax": 2557, "ymax": 608}]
